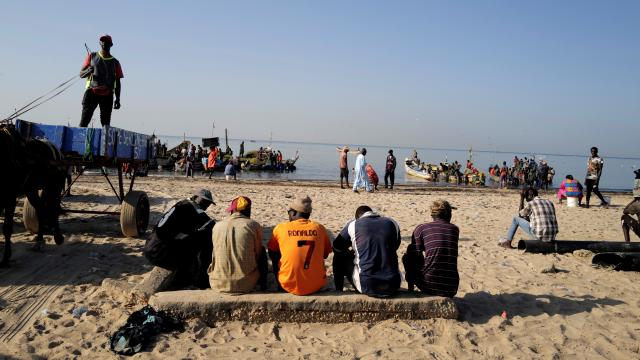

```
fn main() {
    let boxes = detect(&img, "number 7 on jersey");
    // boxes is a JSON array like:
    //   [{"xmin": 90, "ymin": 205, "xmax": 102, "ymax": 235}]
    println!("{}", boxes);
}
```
[{"xmin": 297, "ymin": 240, "xmax": 316, "ymax": 269}]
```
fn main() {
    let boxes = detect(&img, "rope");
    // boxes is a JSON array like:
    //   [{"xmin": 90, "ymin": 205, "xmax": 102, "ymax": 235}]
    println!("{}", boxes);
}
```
[{"xmin": 2, "ymin": 71, "xmax": 85, "ymax": 122}]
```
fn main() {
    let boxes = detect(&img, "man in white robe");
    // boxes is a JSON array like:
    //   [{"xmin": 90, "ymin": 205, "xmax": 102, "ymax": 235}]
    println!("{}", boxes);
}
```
[{"xmin": 352, "ymin": 148, "xmax": 372, "ymax": 193}]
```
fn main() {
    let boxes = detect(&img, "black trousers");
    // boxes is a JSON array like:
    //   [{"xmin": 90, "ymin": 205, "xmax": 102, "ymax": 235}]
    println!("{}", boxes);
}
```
[
  {"xmin": 79, "ymin": 89, "xmax": 113, "ymax": 127},
  {"xmin": 401, "ymin": 246, "xmax": 425, "ymax": 292},
  {"xmin": 384, "ymin": 170, "xmax": 395, "ymax": 188},
  {"xmin": 256, "ymin": 248, "xmax": 268, "ymax": 290},
  {"xmin": 332, "ymin": 250, "xmax": 355, "ymax": 291},
  {"xmin": 585, "ymin": 178, "xmax": 606, "ymax": 205}
]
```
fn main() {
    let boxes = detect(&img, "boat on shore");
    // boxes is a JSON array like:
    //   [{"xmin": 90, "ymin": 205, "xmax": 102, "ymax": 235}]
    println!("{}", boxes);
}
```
[
  {"xmin": 404, "ymin": 158, "xmax": 485, "ymax": 186},
  {"xmin": 239, "ymin": 148, "xmax": 299, "ymax": 171},
  {"xmin": 404, "ymin": 159, "xmax": 435, "ymax": 181}
]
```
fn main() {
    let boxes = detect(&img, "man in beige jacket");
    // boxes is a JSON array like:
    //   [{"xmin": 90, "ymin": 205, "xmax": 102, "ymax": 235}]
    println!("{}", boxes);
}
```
[{"xmin": 209, "ymin": 196, "xmax": 268, "ymax": 292}]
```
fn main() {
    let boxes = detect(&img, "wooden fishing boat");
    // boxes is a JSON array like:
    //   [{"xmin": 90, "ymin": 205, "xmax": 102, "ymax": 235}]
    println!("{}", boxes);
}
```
[{"xmin": 404, "ymin": 159, "xmax": 434, "ymax": 181}]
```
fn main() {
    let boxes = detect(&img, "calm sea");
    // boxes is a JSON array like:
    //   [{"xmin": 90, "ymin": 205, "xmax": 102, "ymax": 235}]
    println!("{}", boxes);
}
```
[{"xmin": 156, "ymin": 135, "xmax": 638, "ymax": 191}]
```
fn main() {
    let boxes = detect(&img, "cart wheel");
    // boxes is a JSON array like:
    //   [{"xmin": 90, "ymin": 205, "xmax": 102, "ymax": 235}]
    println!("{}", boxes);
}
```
[
  {"xmin": 23, "ymin": 196, "xmax": 39, "ymax": 234},
  {"xmin": 120, "ymin": 191, "xmax": 150, "ymax": 238}
]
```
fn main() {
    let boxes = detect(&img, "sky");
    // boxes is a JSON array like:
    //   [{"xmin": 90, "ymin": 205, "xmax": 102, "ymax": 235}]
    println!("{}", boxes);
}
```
[{"xmin": 1, "ymin": 1, "xmax": 638, "ymax": 157}]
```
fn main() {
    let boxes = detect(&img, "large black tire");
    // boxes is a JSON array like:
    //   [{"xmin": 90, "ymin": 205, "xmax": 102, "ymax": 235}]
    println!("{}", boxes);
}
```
[
  {"xmin": 120, "ymin": 191, "xmax": 150, "ymax": 238},
  {"xmin": 23, "ymin": 197, "xmax": 39, "ymax": 234}
]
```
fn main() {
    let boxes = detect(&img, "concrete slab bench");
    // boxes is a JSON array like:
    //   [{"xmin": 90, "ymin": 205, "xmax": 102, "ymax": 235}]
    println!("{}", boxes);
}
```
[{"xmin": 148, "ymin": 290, "xmax": 458, "ymax": 324}]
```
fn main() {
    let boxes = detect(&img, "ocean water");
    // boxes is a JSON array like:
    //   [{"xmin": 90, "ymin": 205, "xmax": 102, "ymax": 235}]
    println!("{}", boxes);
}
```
[{"xmin": 157, "ymin": 135, "xmax": 639, "ymax": 191}]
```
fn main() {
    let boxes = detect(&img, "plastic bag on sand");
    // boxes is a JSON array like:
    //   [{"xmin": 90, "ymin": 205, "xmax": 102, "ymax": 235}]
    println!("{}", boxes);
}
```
[{"xmin": 109, "ymin": 305, "xmax": 183, "ymax": 356}]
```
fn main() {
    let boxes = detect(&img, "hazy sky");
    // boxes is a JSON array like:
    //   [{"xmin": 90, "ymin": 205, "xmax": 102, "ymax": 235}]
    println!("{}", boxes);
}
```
[{"xmin": 1, "ymin": 1, "xmax": 638, "ymax": 157}]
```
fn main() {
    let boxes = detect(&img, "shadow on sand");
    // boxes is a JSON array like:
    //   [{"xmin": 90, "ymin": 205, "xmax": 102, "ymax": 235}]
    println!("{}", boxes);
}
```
[{"xmin": 456, "ymin": 291, "xmax": 625, "ymax": 324}]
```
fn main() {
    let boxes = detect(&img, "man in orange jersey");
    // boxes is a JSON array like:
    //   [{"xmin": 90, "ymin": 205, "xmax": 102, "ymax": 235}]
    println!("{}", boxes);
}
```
[{"xmin": 268, "ymin": 196, "xmax": 332, "ymax": 295}]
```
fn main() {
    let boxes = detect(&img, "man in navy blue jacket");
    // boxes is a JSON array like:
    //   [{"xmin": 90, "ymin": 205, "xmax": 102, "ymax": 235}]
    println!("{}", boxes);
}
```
[{"xmin": 333, "ymin": 205, "xmax": 401, "ymax": 297}]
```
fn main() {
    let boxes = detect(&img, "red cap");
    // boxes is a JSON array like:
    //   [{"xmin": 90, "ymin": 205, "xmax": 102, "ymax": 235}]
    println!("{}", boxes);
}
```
[{"xmin": 99, "ymin": 34, "xmax": 113, "ymax": 44}]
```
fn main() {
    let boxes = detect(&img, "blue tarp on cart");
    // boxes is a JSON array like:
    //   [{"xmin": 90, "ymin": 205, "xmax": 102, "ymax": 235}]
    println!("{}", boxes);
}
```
[{"xmin": 15, "ymin": 119, "xmax": 153, "ymax": 161}]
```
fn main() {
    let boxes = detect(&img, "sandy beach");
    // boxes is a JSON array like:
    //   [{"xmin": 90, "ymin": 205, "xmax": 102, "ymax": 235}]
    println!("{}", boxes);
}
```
[{"xmin": 1, "ymin": 175, "xmax": 639, "ymax": 359}]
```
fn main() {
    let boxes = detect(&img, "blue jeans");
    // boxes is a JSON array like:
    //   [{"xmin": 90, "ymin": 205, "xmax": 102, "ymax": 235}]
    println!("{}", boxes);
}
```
[{"xmin": 506, "ymin": 216, "xmax": 534, "ymax": 241}]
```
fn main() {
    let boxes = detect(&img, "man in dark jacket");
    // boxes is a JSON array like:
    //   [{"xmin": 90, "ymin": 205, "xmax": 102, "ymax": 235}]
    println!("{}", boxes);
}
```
[
  {"xmin": 79, "ymin": 34, "xmax": 123, "ymax": 127},
  {"xmin": 333, "ymin": 205, "xmax": 401, "ymax": 297},
  {"xmin": 134, "ymin": 189, "xmax": 216, "ymax": 300},
  {"xmin": 384, "ymin": 149, "xmax": 397, "ymax": 189}
]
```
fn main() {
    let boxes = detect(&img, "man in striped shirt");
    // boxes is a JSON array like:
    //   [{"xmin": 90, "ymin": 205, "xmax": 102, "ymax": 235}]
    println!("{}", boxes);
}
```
[
  {"xmin": 403, "ymin": 200, "xmax": 459, "ymax": 298},
  {"xmin": 499, "ymin": 188, "xmax": 558, "ymax": 247}
]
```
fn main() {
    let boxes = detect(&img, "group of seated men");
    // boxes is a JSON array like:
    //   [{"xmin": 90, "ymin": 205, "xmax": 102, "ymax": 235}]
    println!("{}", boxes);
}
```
[
  {"xmin": 130, "ymin": 176, "xmax": 640, "ymax": 302},
  {"xmin": 134, "ymin": 189, "xmax": 460, "ymax": 300}
]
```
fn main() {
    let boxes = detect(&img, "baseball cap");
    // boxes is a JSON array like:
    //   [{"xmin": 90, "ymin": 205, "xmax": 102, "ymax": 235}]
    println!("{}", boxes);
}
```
[
  {"xmin": 99, "ymin": 34, "xmax": 113, "ymax": 44},
  {"xmin": 227, "ymin": 196, "xmax": 252, "ymax": 213},
  {"xmin": 289, "ymin": 195, "xmax": 312, "ymax": 213},
  {"xmin": 193, "ymin": 189, "xmax": 215, "ymax": 204}
]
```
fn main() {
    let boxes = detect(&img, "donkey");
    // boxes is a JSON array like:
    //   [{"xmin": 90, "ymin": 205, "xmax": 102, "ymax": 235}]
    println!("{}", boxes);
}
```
[{"xmin": 0, "ymin": 124, "xmax": 66, "ymax": 267}]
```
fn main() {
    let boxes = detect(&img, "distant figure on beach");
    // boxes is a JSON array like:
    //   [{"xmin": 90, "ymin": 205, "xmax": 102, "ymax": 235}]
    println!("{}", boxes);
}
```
[
  {"xmin": 268, "ymin": 196, "xmax": 332, "ymax": 295},
  {"xmin": 333, "ymin": 206, "xmax": 401, "ymax": 297},
  {"xmin": 207, "ymin": 146, "xmax": 218, "ymax": 179},
  {"xmin": 365, "ymin": 163, "xmax": 379, "ymax": 191},
  {"xmin": 336, "ymin": 146, "xmax": 350, "ymax": 189},
  {"xmin": 621, "ymin": 170, "xmax": 640, "ymax": 242},
  {"xmin": 135, "ymin": 189, "xmax": 216, "ymax": 301},
  {"xmin": 224, "ymin": 162, "xmax": 236, "ymax": 180},
  {"xmin": 499, "ymin": 188, "xmax": 558, "ymax": 248},
  {"xmin": 239, "ymin": 141, "xmax": 245, "ymax": 158},
  {"xmin": 557, "ymin": 175, "xmax": 583, "ymax": 205},
  {"xmin": 499, "ymin": 161, "xmax": 508, "ymax": 189},
  {"xmin": 79, "ymin": 34, "xmax": 123, "ymax": 127},
  {"xmin": 384, "ymin": 149, "xmax": 397, "ymax": 189},
  {"xmin": 585, "ymin": 146, "xmax": 608, "ymax": 208},
  {"xmin": 539, "ymin": 160, "xmax": 549, "ymax": 189},
  {"xmin": 185, "ymin": 144, "xmax": 196, "ymax": 178},
  {"xmin": 353, "ymin": 148, "xmax": 372, "ymax": 193},
  {"xmin": 402, "ymin": 200, "xmax": 459, "ymax": 298},
  {"xmin": 209, "ymin": 196, "xmax": 267, "ymax": 293}
]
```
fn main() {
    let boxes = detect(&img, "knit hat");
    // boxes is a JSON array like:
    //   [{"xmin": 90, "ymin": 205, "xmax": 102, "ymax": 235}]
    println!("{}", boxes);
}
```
[
  {"xmin": 227, "ymin": 196, "xmax": 252, "ymax": 213},
  {"xmin": 289, "ymin": 195, "xmax": 312, "ymax": 213}
]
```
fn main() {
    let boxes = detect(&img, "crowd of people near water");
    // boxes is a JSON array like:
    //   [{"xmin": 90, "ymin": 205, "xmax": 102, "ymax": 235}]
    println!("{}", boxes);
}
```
[
  {"xmin": 488, "ymin": 156, "xmax": 555, "ymax": 189},
  {"xmin": 166, "ymin": 142, "xmax": 295, "ymax": 179},
  {"xmin": 336, "ymin": 146, "xmax": 398, "ymax": 192}
]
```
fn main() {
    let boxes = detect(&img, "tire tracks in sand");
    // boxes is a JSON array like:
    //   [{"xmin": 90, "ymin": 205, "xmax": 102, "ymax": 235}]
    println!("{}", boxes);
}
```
[{"xmin": 0, "ymin": 184, "xmax": 175, "ymax": 346}]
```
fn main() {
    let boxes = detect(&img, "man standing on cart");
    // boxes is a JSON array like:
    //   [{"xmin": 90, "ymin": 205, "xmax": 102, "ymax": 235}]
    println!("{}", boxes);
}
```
[{"xmin": 79, "ymin": 34, "xmax": 123, "ymax": 127}]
